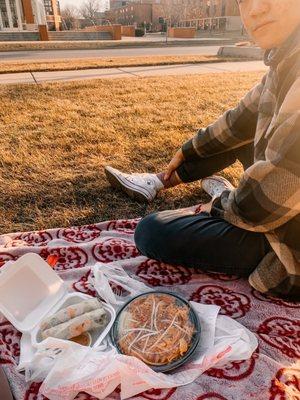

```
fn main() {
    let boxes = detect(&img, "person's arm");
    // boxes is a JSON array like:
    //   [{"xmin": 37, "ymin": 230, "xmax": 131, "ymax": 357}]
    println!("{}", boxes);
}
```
[
  {"xmin": 211, "ymin": 76, "xmax": 300, "ymax": 232},
  {"xmin": 164, "ymin": 75, "xmax": 267, "ymax": 180},
  {"xmin": 182, "ymin": 75, "xmax": 267, "ymax": 161}
]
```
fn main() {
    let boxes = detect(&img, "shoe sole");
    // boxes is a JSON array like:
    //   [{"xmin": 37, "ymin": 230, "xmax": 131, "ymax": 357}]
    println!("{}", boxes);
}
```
[
  {"xmin": 201, "ymin": 175, "xmax": 234, "ymax": 198},
  {"xmin": 105, "ymin": 167, "xmax": 152, "ymax": 203}
]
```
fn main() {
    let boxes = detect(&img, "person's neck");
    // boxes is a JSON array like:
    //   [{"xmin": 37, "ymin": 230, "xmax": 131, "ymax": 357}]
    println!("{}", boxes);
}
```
[{"xmin": 264, "ymin": 24, "xmax": 300, "ymax": 67}]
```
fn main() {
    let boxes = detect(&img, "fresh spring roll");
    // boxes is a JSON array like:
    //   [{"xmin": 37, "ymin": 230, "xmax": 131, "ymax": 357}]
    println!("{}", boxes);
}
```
[
  {"xmin": 41, "ymin": 308, "xmax": 108, "ymax": 340},
  {"xmin": 40, "ymin": 299, "xmax": 101, "ymax": 332}
]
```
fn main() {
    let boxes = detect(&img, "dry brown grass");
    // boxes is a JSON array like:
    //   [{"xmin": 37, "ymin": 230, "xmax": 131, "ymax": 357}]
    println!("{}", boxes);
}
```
[
  {"xmin": 0, "ymin": 40, "xmax": 231, "ymax": 52},
  {"xmin": 0, "ymin": 40, "xmax": 144, "ymax": 52},
  {"xmin": 0, "ymin": 55, "xmax": 238, "ymax": 74},
  {"xmin": 0, "ymin": 71, "xmax": 264, "ymax": 234}
]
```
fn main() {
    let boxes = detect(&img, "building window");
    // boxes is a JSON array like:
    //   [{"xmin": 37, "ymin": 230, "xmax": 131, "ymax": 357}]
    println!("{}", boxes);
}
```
[
  {"xmin": 44, "ymin": 0, "xmax": 54, "ymax": 16},
  {"xmin": 221, "ymin": 0, "xmax": 226, "ymax": 16},
  {"xmin": 0, "ymin": 0, "xmax": 10, "ymax": 28},
  {"xmin": 0, "ymin": 0, "xmax": 20, "ymax": 29},
  {"xmin": 48, "ymin": 22, "xmax": 55, "ymax": 30},
  {"xmin": 9, "ymin": 0, "xmax": 18, "ymax": 27}
]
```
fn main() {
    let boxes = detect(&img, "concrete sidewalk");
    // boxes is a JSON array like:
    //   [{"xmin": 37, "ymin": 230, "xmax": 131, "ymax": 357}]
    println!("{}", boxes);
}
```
[{"xmin": 0, "ymin": 60, "xmax": 267, "ymax": 85}]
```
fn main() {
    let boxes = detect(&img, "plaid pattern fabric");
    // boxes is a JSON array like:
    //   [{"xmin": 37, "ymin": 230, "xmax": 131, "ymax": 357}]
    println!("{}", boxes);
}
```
[{"xmin": 182, "ymin": 27, "xmax": 300, "ymax": 301}]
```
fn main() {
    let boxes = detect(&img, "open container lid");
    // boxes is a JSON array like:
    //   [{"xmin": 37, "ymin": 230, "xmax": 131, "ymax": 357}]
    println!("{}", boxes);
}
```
[{"xmin": 0, "ymin": 253, "xmax": 66, "ymax": 332}]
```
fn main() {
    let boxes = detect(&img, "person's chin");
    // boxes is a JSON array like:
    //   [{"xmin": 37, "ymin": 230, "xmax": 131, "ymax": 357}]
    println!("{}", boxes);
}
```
[
  {"xmin": 250, "ymin": 23, "xmax": 282, "ymax": 49},
  {"xmin": 254, "ymin": 38, "xmax": 274, "ymax": 49},
  {"xmin": 251, "ymin": 33, "xmax": 278, "ymax": 50}
]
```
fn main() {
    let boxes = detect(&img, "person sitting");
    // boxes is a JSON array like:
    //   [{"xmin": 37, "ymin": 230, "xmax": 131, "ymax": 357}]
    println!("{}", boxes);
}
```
[{"xmin": 105, "ymin": 0, "xmax": 300, "ymax": 301}]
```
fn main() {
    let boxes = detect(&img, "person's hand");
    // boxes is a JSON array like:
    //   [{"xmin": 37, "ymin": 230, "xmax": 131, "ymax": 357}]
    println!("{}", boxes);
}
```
[
  {"xmin": 164, "ymin": 148, "xmax": 185, "ymax": 181},
  {"xmin": 199, "ymin": 200, "xmax": 214, "ymax": 214}
]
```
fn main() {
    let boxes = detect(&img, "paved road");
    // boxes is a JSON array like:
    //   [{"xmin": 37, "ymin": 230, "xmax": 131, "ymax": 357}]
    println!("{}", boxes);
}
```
[
  {"xmin": 0, "ymin": 45, "xmax": 221, "ymax": 62},
  {"xmin": 0, "ymin": 61, "xmax": 267, "ymax": 85}
]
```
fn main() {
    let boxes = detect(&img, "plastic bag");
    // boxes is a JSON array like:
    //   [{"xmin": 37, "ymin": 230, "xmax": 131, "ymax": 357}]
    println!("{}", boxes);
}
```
[
  {"xmin": 28, "ymin": 302, "xmax": 258, "ymax": 400},
  {"xmin": 89, "ymin": 257, "xmax": 151, "ymax": 306},
  {"xmin": 25, "ymin": 260, "xmax": 257, "ymax": 399}
]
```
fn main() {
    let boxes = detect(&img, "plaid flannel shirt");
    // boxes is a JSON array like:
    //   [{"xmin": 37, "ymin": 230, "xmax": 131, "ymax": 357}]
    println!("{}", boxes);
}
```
[{"xmin": 182, "ymin": 27, "xmax": 300, "ymax": 301}]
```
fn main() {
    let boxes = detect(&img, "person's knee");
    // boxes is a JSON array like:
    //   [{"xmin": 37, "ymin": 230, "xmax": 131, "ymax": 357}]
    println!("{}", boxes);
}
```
[
  {"xmin": 134, "ymin": 212, "xmax": 160, "ymax": 257},
  {"xmin": 135, "ymin": 209, "xmax": 195, "ymax": 261}
]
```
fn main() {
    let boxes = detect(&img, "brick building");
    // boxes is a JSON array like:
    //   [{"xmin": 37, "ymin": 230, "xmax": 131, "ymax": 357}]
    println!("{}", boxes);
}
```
[
  {"xmin": 107, "ymin": 0, "xmax": 241, "ymax": 31},
  {"xmin": 203, "ymin": 0, "xmax": 239, "ymax": 17},
  {"xmin": 110, "ymin": 0, "xmax": 129, "ymax": 10},
  {"xmin": 176, "ymin": 0, "xmax": 241, "ymax": 31},
  {"xmin": 0, "ymin": 0, "xmax": 61, "ymax": 31},
  {"xmin": 107, "ymin": 3, "xmax": 152, "ymax": 27}
]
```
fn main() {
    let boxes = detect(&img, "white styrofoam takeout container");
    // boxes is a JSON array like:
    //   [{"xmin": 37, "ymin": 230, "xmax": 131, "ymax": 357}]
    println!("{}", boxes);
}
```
[{"xmin": 0, "ymin": 253, "xmax": 115, "ymax": 348}]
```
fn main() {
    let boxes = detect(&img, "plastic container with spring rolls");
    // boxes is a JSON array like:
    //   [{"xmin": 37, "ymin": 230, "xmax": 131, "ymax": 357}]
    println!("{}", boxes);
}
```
[
  {"xmin": 110, "ymin": 291, "xmax": 201, "ymax": 372},
  {"xmin": 0, "ymin": 253, "xmax": 116, "ymax": 349}
]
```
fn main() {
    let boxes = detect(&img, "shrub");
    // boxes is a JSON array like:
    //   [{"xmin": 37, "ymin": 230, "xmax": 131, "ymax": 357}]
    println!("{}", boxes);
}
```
[{"xmin": 135, "ymin": 28, "xmax": 145, "ymax": 37}]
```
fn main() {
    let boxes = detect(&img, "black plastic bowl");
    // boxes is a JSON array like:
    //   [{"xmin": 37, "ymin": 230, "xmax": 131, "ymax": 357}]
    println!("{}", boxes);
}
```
[{"xmin": 110, "ymin": 291, "xmax": 201, "ymax": 373}]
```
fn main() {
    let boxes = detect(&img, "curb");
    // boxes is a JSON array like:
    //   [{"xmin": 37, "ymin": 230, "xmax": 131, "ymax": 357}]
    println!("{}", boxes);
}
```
[{"xmin": 218, "ymin": 45, "xmax": 264, "ymax": 60}]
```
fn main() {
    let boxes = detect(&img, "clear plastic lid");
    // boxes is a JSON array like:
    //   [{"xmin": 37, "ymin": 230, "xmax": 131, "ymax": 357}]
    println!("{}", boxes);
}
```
[{"xmin": 111, "ymin": 291, "xmax": 200, "ymax": 372}]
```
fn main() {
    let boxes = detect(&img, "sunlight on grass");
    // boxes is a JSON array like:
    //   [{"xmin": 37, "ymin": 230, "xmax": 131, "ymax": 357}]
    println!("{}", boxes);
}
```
[
  {"xmin": 0, "ymin": 71, "xmax": 264, "ymax": 233},
  {"xmin": 0, "ymin": 55, "xmax": 238, "ymax": 74}
]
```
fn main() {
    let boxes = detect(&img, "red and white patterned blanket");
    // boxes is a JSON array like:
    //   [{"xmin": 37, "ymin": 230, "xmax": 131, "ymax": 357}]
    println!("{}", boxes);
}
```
[{"xmin": 0, "ymin": 217, "xmax": 299, "ymax": 400}]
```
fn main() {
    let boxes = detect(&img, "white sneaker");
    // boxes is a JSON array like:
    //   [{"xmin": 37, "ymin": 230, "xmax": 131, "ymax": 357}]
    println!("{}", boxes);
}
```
[
  {"xmin": 201, "ymin": 175, "xmax": 234, "ymax": 199},
  {"xmin": 104, "ymin": 166, "xmax": 164, "ymax": 203}
]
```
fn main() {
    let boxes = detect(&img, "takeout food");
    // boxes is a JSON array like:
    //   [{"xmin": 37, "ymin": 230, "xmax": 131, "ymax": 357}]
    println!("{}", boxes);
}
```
[
  {"xmin": 111, "ymin": 292, "xmax": 199, "ymax": 370},
  {"xmin": 70, "ymin": 332, "xmax": 92, "ymax": 346},
  {"xmin": 40, "ymin": 298, "xmax": 108, "ymax": 341}
]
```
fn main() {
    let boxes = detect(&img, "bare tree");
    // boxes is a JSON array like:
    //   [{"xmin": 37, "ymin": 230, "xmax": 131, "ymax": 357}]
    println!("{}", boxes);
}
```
[
  {"xmin": 80, "ymin": 0, "xmax": 102, "ymax": 26},
  {"xmin": 159, "ymin": 0, "xmax": 204, "ymax": 27},
  {"xmin": 159, "ymin": 0, "xmax": 184, "ymax": 27},
  {"xmin": 61, "ymin": 5, "xmax": 79, "ymax": 30}
]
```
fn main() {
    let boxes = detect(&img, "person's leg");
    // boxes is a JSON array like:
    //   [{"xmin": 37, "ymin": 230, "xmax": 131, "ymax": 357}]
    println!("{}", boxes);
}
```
[
  {"xmin": 234, "ymin": 142, "xmax": 254, "ymax": 171},
  {"xmin": 105, "ymin": 143, "xmax": 254, "ymax": 202},
  {"xmin": 134, "ymin": 207, "xmax": 270, "ymax": 276},
  {"xmin": 175, "ymin": 143, "xmax": 254, "ymax": 184}
]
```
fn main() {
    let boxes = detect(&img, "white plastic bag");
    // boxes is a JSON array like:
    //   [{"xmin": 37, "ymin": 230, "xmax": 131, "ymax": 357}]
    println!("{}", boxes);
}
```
[
  {"xmin": 28, "ymin": 301, "xmax": 258, "ymax": 400},
  {"xmin": 25, "ymin": 260, "xmax": 258, "ymax": 400},
  {"xmin": 89, "ymin": 257, "xmax": 151, "ymax": 306}
]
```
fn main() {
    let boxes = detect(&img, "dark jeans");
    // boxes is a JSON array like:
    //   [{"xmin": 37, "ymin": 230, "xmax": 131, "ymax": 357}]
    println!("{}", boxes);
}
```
[
  {"xmin": 177, "ymin": 143, "xmax": 255, "ymax": 182},
  {"xmin": 134, "ymin": 144, "xmax": 271, "ymax": 277}
]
